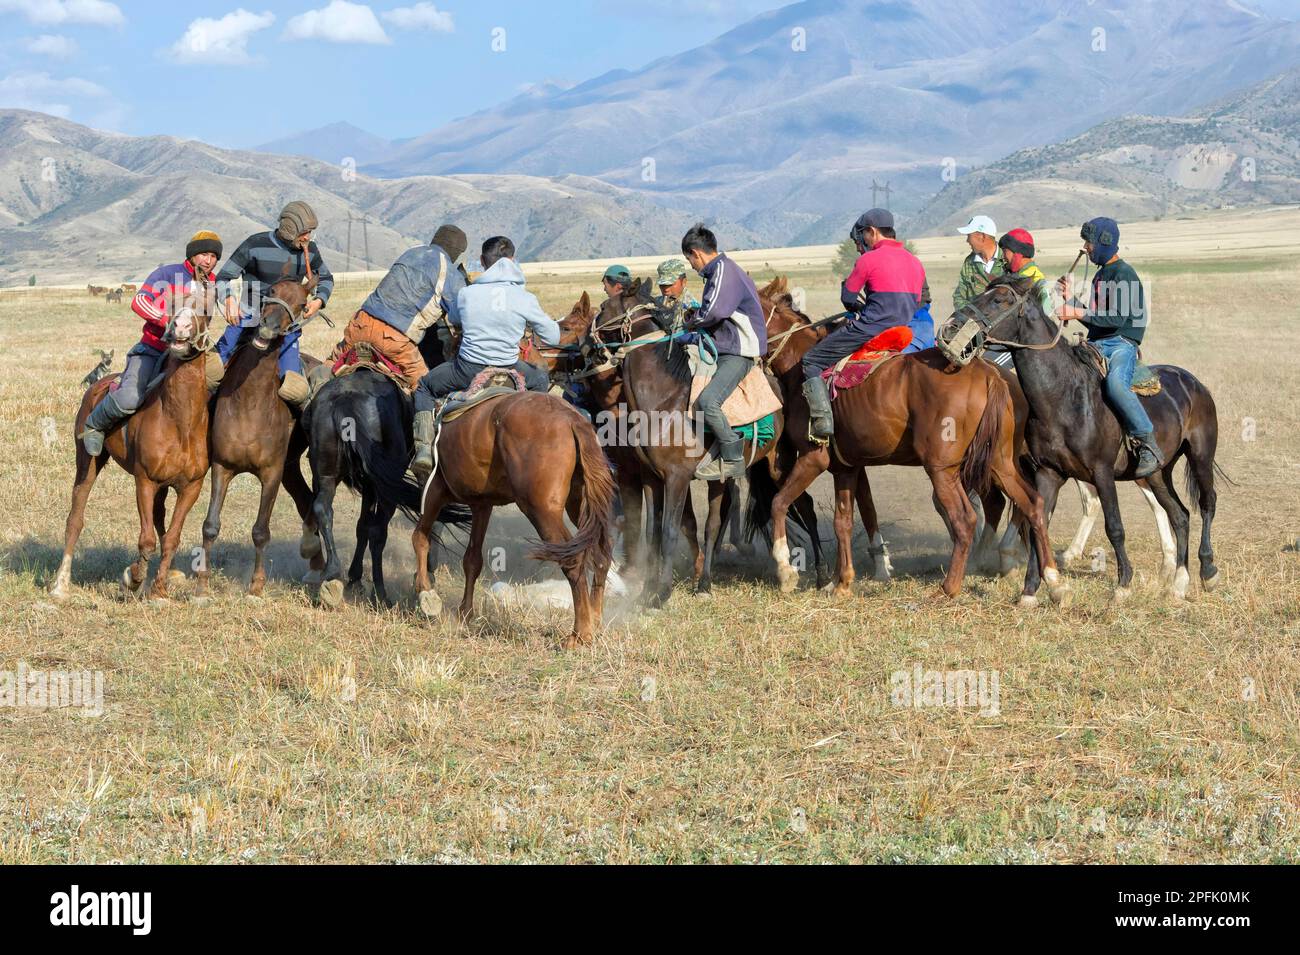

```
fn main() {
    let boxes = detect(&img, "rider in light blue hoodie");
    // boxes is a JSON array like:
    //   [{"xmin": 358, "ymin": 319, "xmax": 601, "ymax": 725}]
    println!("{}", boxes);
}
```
[{"xmin": 411, "ymin": 235, "xmax": 560, "ymax": 477}]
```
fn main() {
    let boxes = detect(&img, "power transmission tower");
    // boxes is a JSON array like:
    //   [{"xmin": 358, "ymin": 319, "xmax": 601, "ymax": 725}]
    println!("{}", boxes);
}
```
[{"xmin": 871, "ymin": 179, "xmax": 893, "ymax": 210}]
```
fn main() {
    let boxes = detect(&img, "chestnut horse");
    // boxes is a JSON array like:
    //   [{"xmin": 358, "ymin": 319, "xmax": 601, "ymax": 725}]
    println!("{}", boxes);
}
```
[
  {"xmin": 756, "ymin": 286, "xmax": 1064, "ymax": 605},
  {"xmin": 411, "ymin": 390, "xmax": 615, "ymax": 649},
  {"xmin": 51, "ymin": 289, "xmax": 216, "ymax": 601},
  {"xmin": 198, "ymin": 276, "xmax": 324, "ymax": 597}
]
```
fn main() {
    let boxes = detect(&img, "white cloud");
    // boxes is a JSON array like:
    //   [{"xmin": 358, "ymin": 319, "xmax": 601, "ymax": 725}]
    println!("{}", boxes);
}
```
[
  {"xmin": 25, "ymin": 34, "xmax": 78, "ymax": 58},
  {"xmin": 382, "ymin": 2, "xmax": 453, "ymax": 33},
  {"xmin": 170, "ymin": 10, "xmax": 275, "ymax": 65},
  {"xmin": 0, "ymin": 0, "xmax": 124, "ymax": 26},
  {"xmin": 284, "ymin": 1, "xmax": 391, "ymax": 44},
  {"xmin": 0, "ymin": 70, "xmax": 110, "ymax": 118}
]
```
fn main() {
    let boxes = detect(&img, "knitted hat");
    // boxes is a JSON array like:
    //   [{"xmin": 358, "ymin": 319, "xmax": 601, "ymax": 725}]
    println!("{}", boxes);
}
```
[
  {"xmin": 998, "ymin": 228, "xmax": 1035, "ymax": 258},
  {"xmin": 186, "ymin": 230, "xmax": 222, "ymax": 260},
  {"xmin": 430, "ymin": 224, "xmax": 468, "ymax": 264},
  {"xmin": 1081, "ymin": 217, "xmax": 1120, "ymax": 266},
  {"xmin": 276, "ymin": 200, "xmax": 318, "ymax": 243}
]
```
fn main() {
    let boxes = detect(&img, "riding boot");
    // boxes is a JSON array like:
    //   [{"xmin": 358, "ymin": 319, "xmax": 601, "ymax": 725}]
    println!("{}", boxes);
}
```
[
  {"xmin": 1132, "ymin": 431, "xmax": 1164, "ymax": 479},
  {"xmin": 78, "ymin": 392, "xmax": 128, "ymax": 456},
  {"xmin": 278, "ymin": 370, "xmax": 310, "ymax": 408},
  {"xmin": 695, "ymin": 437, "xmax": 745, "ymax": 481},
  {"xmin": 204, "ymin": 352, "xmax": 225, "ymax": 394},
  {"xmin": 802, "ymin": 375, "xmax": 835, "ymax": 440},
  {"xmin": 411, "ymin": 409, "xmax": 436, "ymax": 482}
]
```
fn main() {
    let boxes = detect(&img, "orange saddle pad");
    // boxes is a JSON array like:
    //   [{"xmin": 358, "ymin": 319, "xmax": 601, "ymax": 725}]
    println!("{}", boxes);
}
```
[{"xmin": 822, "ymin": 326, "xmax": 912, "ymax": 394}]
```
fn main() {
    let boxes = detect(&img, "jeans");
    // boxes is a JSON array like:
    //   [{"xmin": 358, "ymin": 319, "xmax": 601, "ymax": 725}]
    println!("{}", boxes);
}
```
[
  {"xmin": 1093, "ymin": 335, "xmax": 1153, "ymax": 436},
  {"xmin": 414, "ymin": 356, "xmax": 550, "ymax": 414},
  {"xmin": 114, "ymin": 342, "xmax": 166, "ymax": 411},
  {"xmin": 694, "ymin": 353, "xmax": 753, "ymax": 447},
  {"xmin": 802, "ymin": 317, "xmax": 887, "ymax": 377},
  {"xmin": 215, "ymin": 319, "xmax": 303, "ymax": 377},
  {"xmin": 903, "ymin": 305, "xmax": 934, "ymax": 354}
]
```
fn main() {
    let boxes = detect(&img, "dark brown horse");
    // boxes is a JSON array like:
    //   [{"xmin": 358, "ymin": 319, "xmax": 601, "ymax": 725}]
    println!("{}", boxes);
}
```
[
  {"xmin": 587, "ymin": 281, "xmax": 780, "ymax": 606},
  {"xmin": 755, "ymin": 287, "xmax": 1063, "ymax": 605},
  {"xmin": 197, "ymin": 276, "xmax": 323, "ymax": 597},
  {"xmin": 411, "ymin": 391, "xmax": 615, "ymax": 648},
  {"xmin": 51, "ymin": 289, "xmax": 216, "ymax": 601}
]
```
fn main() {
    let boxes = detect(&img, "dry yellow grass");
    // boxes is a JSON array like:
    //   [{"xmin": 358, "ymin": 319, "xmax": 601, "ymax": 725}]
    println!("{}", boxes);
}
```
[{"xmin": 1, "ymin": 213, "xmax": 1298, "ymax": 863}]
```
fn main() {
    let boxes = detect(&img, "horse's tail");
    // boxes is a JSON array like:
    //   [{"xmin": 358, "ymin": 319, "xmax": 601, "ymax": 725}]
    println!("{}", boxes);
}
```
[
  {"xmin": 339, "ymin": 400, "xmax": 425, "ymax": 524},
  {"xmin": 960, "ymin": 373, "xmax": 1009, "ymax": 499},
  {"xmin": 529, "ymin": 417, "xmax": 615, "ymax": 580},
  {"xmin": 743, "ymin": 455, "xmax": 815, "ymax": 546}
]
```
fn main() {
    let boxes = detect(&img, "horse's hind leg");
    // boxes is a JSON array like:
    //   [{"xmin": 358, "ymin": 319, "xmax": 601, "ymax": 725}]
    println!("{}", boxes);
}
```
[
  {"xmin": 696, "ymin": 479, "xmax": 727, "ymax": 594},
  {"xmin": 795, "ymin": 490, "xmax": 830, "ymax": 589},
  {"xmin": 248, "ymin": 469, "xmax": 283, "ymax": 597},
  {"xmin": 459, "ymin": 504, "xmax": 492, "ymax": 621},
  {"xmin": 525, "ymin": 500, "xmax": 591, "ymax": 647},
  {"xmin": 926, "ymin": 466, "xmax": 976, "ymax": 598},
  {"xmin": 150, "ymin": 479, "xmax": 204, "ymax": 601},
  {"xmin": 283, "ymin": 437, "xmax": 325, "ymax": 578},
  {"xmin": 770, "ymin": 448, "xmax": 831, "ymax": 592},
  {"xmin": 1135, "ymin": 480, "xmax": 1176, "ymax": 584},
  {"xmin": 346, "ymin": 490, "xmax": 372, "ymax": 593},
  {"xmin": 413, "ymin": 475, "xmax": 450, "ymax": 618},
  {"xmin": 683, "ymin": 491, "xmax": 704, "ymax": 584},
  {"xmin": 853, "ymin": 470, "xmax": 891, "ymax": 583},
  {"xmin": 125, "ymin": 479, "xmax": 160, "ymax": 596},
  {"xmin": 50, "ymin": 447, "xmax": 108, "ymax": 600},
  {"xmin": 999, "ymin": 461, "xmax": 1065, "ymax": 606},
  {"xmin": 974, "ymin": 488, "xmax": 1006, "ymax": 573},
  {"xmin": 830, "ymin": 468, "xmax": 859, "ymax": 598},
  {"xmin": 1186, "ymin": 433, "xmax": 1220, "ymax": 590},
  {"xmin": 311, "ymin": 473, "xmax": 343, "ymax": 607},
  {"xmin": 369, "ymin": 498, "xmax": 397, "ymax": 607},
  {"xmin": 1140, "ymin": 468, "xmax": 1191, "ymax": 600},
  {"xmin": 198, "ymin": 462, "xmax": 233, "ymax": 597}
]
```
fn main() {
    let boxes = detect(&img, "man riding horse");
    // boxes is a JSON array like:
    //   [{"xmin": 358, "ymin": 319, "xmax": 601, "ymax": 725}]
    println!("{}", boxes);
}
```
[
  {"xmin": 324, "ymin": 224, "xmax": 468, "ymax": 393},
  {"xmin": 78, "ymin": 230, "xmax": 222, "ymax": 456},
  {"xmin": 650, "ymin": 258, "xmax": 698, "ymax": 333},
  {"xmin": 411, "ymin": 235, "xmax": 560, "ymax": 479},
  {"xmin": 953, "ymin": 215, "xmax": 1012, "ymax": 368},
  {"xmin": 801, "ymin": 208, "xmax": 926, "ymax": 439},
  {"xmin": 997, "ymin": 228, "xmax": 1054, "ymax": 317},
  {"xmin": 679, "ymin": 224, "xmax": 768, "ymax": 481},
  {"xmin": 1056, "ymin": 217, "xmax": 1163, "ymax": 478},
  {"xmin": 211, "ymin": 201, "xmax": 334, "ymax": 408}
]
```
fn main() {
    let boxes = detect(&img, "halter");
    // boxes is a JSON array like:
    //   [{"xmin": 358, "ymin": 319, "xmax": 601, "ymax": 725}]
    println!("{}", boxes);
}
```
[{"xmin": 937, "ymin": 282, "xmax": 1063, "ymax": 366}]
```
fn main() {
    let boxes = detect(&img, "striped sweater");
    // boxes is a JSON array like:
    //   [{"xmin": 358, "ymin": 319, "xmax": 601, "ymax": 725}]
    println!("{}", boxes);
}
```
[
  {"xmin": 214, "ymin": 230, "xmax": 333, "ymax": 314},
  {"xmin": 132, "ymin": 259, "xmax": 205, "ymax": 351}
]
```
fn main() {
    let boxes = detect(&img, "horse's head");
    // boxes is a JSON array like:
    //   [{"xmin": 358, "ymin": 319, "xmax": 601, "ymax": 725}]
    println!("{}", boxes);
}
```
[
  {"xmin": 560, "ymin": 290, "xmax": 595, "ymax": 338},
  {"xmin": 162, "ymin": 279, "xmax": 218, "ymax": 358},
  {"xmin": 757, "ymin": 275, "xmax": 820, "ymax": 377},
  {"xmin": 588, "ymin": 277, "xmax": 654, "ymax": 350},
  {"xmin": 254, "ymin": 276, "xmax": 314, "ymax": 350},
  {"xmin": 936, "ymin": 275, "xmax": 1042, "ymax": 366}
]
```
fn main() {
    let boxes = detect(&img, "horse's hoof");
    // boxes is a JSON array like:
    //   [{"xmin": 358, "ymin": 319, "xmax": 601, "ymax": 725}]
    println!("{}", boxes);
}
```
[
  {"xmin": 1169, "ymin": 567, "xmax": 1190, "ymax": 601},
  {"xmin": 1017, "ymin": 594, "xmax": 1039, "ymax": 609},
  {"xmin": 418, "ymin": 589, "xmax": 442, "ymax": 618},
  {"xmin": 319, "ymin": 579, "xmax": 345, "ymax": 608},
  {"xmin": 1202, "ymin": 569, "xmax": 1221, "ymax": 592},
  {"xmin": 1048, "ymin": 585, "xmax": 1071, "ymax": 608},
  {"xmin": 301, "ymin": 568, "xmax": 323, "ymax": 586},
  {"xmin": 777, "ymin": 567, "xmax": 799, "ymax": 593},
  {"xmin": 121, "ymin": 567, "xmax": 141, "ymax": 594},
  {"xmin": 49, "ymin": 583, "xmax": 70, "ymax": 602},
  {"xmin": 1112, "ymin": 587, "xmax": 1132, "ymax": 605},
  {"xmin": 831, "ymin": 584, "xmax": 853, "ymax": 599},
  {"xmin": 1060, "ymin": 548, "xmax": 1082, "ymax": 565},
  {"xmin": 1158, "ymin": 563, "xmax": 1177, "ymax": 585}
]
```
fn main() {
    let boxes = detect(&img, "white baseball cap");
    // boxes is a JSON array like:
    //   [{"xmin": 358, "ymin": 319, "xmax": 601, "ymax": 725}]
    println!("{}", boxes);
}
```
[{"xmin": 957, "ymin": 215, "xmax": 997, "ymax": 238}]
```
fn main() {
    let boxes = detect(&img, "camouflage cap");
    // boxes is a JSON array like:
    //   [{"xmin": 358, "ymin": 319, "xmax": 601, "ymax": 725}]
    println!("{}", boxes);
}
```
[{"xmin": 656, "ymin": 258, "xmax": 688, "ymax": 286}]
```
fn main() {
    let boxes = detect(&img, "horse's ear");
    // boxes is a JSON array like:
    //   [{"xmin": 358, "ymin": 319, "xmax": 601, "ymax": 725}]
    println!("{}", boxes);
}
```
[
  {"xmin": 774, "ymin": 276, "xmax": 788, "ymax": 294},
  {"xmin": 579, "ymin": 290, "xmax": 591, "ymax": 313},
  {"xmin": 638, "ymin": 278, "xmax": 653, "ymax": 303}
]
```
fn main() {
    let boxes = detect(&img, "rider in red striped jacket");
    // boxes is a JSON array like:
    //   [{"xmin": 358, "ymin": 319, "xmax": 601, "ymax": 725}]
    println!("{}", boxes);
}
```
[{"xmin": 78, "ymin": 231, "xmax": 222, "ymax": 455}]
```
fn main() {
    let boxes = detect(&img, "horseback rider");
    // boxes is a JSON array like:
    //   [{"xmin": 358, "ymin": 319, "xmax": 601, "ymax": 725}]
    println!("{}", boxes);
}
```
[
  {"xmin": 801, "ymin": 208, "xmax": 925, "ymax": 439},
  {"xmin": 601, "ymin": 264, "xmax": 634, "ymax": 303},
  {"xmin": 997, "ymin": 228, "xmax": 1055, "ymax": 318},
  {"xmin": 411, "ymin": 235, "xmax": 560, "ymax": 479},
  {"xmin": 325, "ymin": 224, "xmax": 468, "ymax": 393},
  {"xmin": 681, "ymin": 223, "xmax": 768, "ymax": 481},
  {"xmin": 1056, "ymin": 217, "xmax": 1162, "ymax": 478},
  {"xmin": 650, "ymin": 258, "xmax": 698, "ymax": 333},
  {"xmin": 211, "ymin": 201, "xmax": 333, "ymax": 408},
  {"xmin": 953, "ymin": 215, "xmax": 1012, "ymax": 367},
  {"xmin": 78, "ymin": 230, "xmax": 222, "ymax": 456}
]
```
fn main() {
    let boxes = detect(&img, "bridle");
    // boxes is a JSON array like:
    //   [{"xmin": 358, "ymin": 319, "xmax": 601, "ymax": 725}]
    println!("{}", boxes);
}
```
[{"xmin": 937, "ymin": 281, "xmax": 1062, "ymax": 366}]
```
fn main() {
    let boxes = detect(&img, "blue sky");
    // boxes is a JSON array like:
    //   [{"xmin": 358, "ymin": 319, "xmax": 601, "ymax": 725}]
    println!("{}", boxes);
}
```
[
  {"xmin": 0, "ymin": 0, "xmax": 784, "ymax": 147},
  {"xmin": 2, "ymin": 0, "xmax": 1296, "ymax": 148}
]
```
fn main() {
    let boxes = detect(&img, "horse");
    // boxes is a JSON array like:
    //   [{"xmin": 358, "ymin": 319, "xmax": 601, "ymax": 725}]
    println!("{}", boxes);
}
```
[
  {"xmin": 748, "ymin": 286, "xmax": 1063, "ymax": 604},
  {"xmin": 588, "ymin": 280, "xmax": 780, "ymax": 605},
  {"xmin": 51, "ymin": 288, "xmax": 216, "ymax": 601},
  {"xmin": 938, "ymin": 274, "xmax": 1222, "ymax": 602},
  {"xmin": 197, "ymin": 276, "xmax": 324, "ymax": 598},
  {"xmin": 303, "ymin": 356, "xmax": 469, "ymax": 608},
  {"xmin": 105, "ymin": 287, "xmax": 123, "ymax": 304},
  {"xmin": 410, "ymin": 388, "xmax": 616, "ymax": 649}
]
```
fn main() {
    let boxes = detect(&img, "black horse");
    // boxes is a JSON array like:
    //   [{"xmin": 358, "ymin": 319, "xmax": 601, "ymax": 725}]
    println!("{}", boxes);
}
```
[
  {"xmin": 940, "ymin": 274, "xmax": 1223, "ymax": 603},
  {"xmin": 302, "ymin": 364, "xmax": 464, "ymax": 607}
]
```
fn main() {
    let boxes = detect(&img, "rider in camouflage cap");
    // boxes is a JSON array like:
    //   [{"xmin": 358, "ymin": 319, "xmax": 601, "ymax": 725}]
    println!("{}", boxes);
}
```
[
  {"xmin": 651, "ymin": 258, "xmax": 695, "ymax": 332},
  {"xmin": 656, "ymin": 258, "xmax": 689, "ymax": 287}
]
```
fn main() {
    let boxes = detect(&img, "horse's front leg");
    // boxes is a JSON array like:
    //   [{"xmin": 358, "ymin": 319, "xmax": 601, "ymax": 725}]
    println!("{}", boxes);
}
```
[
  {"xmin": 696, "ymin": 479, "xmax": 728, "ymax": 594},
  {"xmin": 770, "ymin": 448, "xmax": 830, "ymax": 592},
  {"xmin": 150, "ymin": 479, "xmax": 205, "ymax": 600},
  {"xmin": 124, "ymin": 478, "xmax": 159, "ymax": 595},
  {"xmin": 459, "ymin": 504, "xmax": 491, "ymax": 621},
  {"xmin": 198, "ymin": 462, "xmax": 233, "ymax": 598},
  {"xmin": 830, "ymin": 469, "xmax": 858, "ymax": 598},
  {"xmin": 248, "ymin": 469, "xmax": 283, "ymax": 598}
]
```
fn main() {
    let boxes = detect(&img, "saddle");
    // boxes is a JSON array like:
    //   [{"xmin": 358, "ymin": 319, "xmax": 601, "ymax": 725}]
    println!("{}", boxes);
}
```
[
  {"xmin": 686, "ymin": 341, "xmax": 783, "ymax": 430},
  {"xmin": 331, "ymin": 341, "xmax": 409, "ymax": 392},
  {"xmin": 1073, "ymin": 340, "xmax": 1162, "ymax": 396},
  {"xmin": 821, "ymin": 325, "xmax": 912, "ymax": 397},
  {"xmin": 435, "ymin": 366, "xmax": 527, "ymax": 424}
]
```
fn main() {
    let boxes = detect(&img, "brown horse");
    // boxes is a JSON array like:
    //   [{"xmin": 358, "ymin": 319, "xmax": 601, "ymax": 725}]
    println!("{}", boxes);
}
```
[
  {"xmin": 198, "ymin": 276, "xmax": 323, "ymax": 597},
  {"xmin": 411, "ymin": 390, "xmax": 615, "ymax": 648},
  {"xmin": 51, "ymin": 289, "xmax": 216, "ymax": 601},
  {"xmin": 755, "ymin": 290, "xmax": 1064, "ymax": 605}
]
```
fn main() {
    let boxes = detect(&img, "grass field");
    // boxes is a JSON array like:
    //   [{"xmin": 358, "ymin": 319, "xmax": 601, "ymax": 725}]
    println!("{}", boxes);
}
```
[{"xmin": 1, "ymin": 208, "xmax": 1298, "ymax": 863}]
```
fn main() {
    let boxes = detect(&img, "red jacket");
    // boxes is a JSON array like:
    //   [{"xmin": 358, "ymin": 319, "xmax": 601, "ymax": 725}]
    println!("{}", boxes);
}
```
[{"xmin": 132, "ymin": 260, "xmax": 202, "ymax": 351}]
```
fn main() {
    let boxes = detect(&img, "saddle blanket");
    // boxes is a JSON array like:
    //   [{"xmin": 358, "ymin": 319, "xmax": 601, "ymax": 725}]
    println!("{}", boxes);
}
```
[
  {"xmin": 331, "ymin": 342, "xmax": 409, "ymax": 391},
  {"xmin": 687, "ymin": 348, "xmax": 784, "ymax": 429},
  {"xmin": 435, "ymin": 367, "xmax": 528, "ymax": 424},
  {"xmin": 821, "ymin": 325, "xmax": 913, "ymax": 396},
  {"xmin": 1073, "ymin": 340, "xmax": 1162, "ymax": 396}
]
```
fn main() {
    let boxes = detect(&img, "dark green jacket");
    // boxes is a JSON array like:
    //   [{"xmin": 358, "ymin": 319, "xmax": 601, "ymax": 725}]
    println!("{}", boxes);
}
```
[
  {"xmin": 953, "ymin": 248, "xmax": 1003, "ymax": 312},
  {"xmin": 1083, "ymin": 259, "xmax": 1146, "ymax": 343}
]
